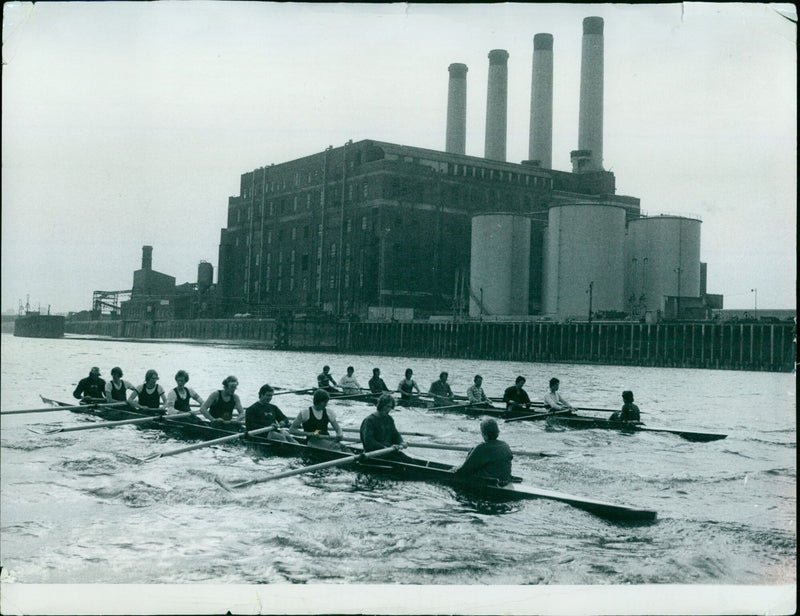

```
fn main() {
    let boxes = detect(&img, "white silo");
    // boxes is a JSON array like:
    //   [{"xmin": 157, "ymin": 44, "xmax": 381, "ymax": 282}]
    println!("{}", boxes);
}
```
[
  {"xmin": 627, "ymin": 216, "xmax": 702, "ymax": 314},
  {"xmin": 543, "ymin": 203, "xmax": 626, "ymax": 320},
  {"xmin": 470, "ymin": 214, "xmax": 531, "ymax": 317}
]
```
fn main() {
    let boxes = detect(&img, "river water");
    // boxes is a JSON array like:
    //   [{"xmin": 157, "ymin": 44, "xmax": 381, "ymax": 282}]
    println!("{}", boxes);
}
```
[{"xmin": 0, "ymin": 333, "xmax": 795, "ymax": 614}]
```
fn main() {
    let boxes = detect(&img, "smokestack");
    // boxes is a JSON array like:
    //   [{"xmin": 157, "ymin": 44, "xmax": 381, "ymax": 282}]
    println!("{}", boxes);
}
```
[
  {"xmin": 529, "ymin": 33, "xmax": 554, "ymax": 168},
  {"xmin": 578, "ymin": 16, "xmax": 604, "ymax": 171},
  {"xmin": 142, "ymin": 245, "xmax": 153, "ymax": 271},
  {"xmin": 446, "ymin": 63, "xmax": 468, "ymax": 154},
  {"xmin": 484, "ymin": 49, "xmax": 509, "ymax": 161}
]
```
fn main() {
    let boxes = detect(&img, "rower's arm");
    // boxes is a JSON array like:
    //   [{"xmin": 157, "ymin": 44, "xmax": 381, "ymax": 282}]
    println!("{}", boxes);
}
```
[
  {"xmin": 165, "ymin": 390, "xmax": 177, "ymax": 412},
  {"xmin": 233, "ymin": 395, "xmax": 245, "ymax": 421},
  {"xmin": 127, "ymin": 388, "xmax": 141, "ymax": 409},
  {"xmin": 288, "ymin": 409, "xmax": 308, "ymax": 435},
  {"xmin": 197, "ymin": 392, "xmax": 217, "ymax": 421},
  {"xmin": 104, "ymin": 382, "xmax": 113, "ymax": 404},
  {"xmin": 327, "ymin": 409, "xmax": 343, "ymax": 439},
  {"xmin": 190, "ymin": 388, "xmax": 205, "ymax": 407}
]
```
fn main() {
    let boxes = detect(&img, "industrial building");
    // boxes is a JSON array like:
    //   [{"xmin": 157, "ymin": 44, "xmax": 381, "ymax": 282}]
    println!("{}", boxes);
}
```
[{"xmin": 209, "ymin": 16, "xmax": 722, "ymax": 322}]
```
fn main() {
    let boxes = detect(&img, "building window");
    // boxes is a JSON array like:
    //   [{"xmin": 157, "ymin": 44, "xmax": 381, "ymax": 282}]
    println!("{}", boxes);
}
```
[
  {"xmin": 267, "ymin": 231, "xmax": 272, "ymax": 244},
  {"xmin": 291, "ymin": 227, "xmax": 297, "ymax": 241},
  {"xmin": 346, "ymin": 219, "xmax": 352, "ymax": 233},
  {"xmin": 255, "ymin": 254, "xmax": 260, "ymax": 267},
  {"xmin": 329, "ymin": 275, "xmax": 335, "ymax": 289},
  {"xmin": 361, "ymin": 216, "xmax": 367, "ymax": 230},
  {"xmin": 344, "ymin": 272, "xmax": 350, "ymax": 287},
  {"xmin": 348, "ymin": 184, "xmax": 354, "ymax": 200},
  {"xmin": 330, "ymin": 243, "xmax": 336, "ymax": 259},
  {"xmin": 303, "ymin": 225, "xmax": 309, "ymax": 238},
  {"xmin": 362, "ymin": 182, "xmax": 368, "ymax": 198},
  {"xmin": 293, "ymin": 197, "xmax": 298, "ymax": 211},
  {"xmin": 307, "ymin": 193, "xmax": 312, "ymax": 209}
]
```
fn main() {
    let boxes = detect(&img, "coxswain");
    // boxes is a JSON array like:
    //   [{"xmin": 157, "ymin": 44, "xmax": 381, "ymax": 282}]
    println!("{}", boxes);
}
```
[
  {"xmin": 245, "ymin": 384, "xmax": 294, "ymax": 441},
  {"xmin": 104, "ymin": 367, "xmax": 133, "ymax": 404},
  {"xmin": 544, "ymin": 378, "xmax": 575, "ymax": 413},
  {"xmin": 317, "ymin": 365, "xmax": 338, "ymax": 392},
  {"xmin": 165, "ymin": 370, "xmax": 204, "ymax": 415},
  {"xmin": 73, "ymin": 367, "xmax": 106, "ymax": 402},
  {"xmin": 360, "ymin": 393, "xmax": 411, "ymax": 461},
  {"xmin": 466, "ymin": 374, "xmax": 490, "ymax": 407},
  {"xmin": 368, "ymin": 367, "xmax": 390, "ymax": 394},
  {"xmin": 610, "ymin": 390, "xmax": 641, "ymax": 422},
  {"xmin": 503, "ymin": 376, "xmax": 531, "ymax": 413},
  {"xmin": 128, "ymin": 369, "xmax": 166, "ymax": 410},
  {"xmin": 338, "ymin": 366, "xmax": 362, "ymax": 395},
  {"xmin": 429, "ymin": 371, "xmax": 454, "ymax": 407},
  {"xmin": 397, "ymin": 368, "xmax": 421, "ymax": 405},
  {"xmin": 452, "ymin": 418, "xmax": 513, "ymax": 486},
  {"xmin": 289, "ymin": 389, "xmax": 344, "ymax": 447},
  {"xmin": 198, "ymin": 375, "xmax": 245, "ymax": 422}
]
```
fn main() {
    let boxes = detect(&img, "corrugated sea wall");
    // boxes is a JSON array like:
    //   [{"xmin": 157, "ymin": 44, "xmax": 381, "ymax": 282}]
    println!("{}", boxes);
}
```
[{"xmin": 64, "ymin": 319, "xmax": 795, "ymax": 372}]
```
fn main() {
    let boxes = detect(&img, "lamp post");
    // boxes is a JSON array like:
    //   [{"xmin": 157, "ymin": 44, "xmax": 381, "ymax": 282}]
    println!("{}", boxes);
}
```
[{"xmin": 751, "ymin": 288, "xmax": 757, "ymax": 320}]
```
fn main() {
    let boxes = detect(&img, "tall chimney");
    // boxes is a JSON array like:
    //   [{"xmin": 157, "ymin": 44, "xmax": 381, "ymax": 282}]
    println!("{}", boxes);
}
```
[
  {"xmin": 578, "ymin": 16, "xmax": 604, "ymax": 171},
  {"xmin": 446, "ymin": 63, "xmax": 468, "ymax": 154},
  {"xmin": 484, "ymin": 49, "xmax": 509, "ymax": 161},
  {"xmin": 529, "ymin": 33, "xmax": 554, "ymax": 168},
  {"xmin": 142, "ymin": 245, "xmax": 153, "ymax": 271}
]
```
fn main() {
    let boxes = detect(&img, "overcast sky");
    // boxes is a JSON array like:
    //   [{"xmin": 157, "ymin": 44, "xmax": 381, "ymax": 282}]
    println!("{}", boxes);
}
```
[{"xmin": 2, "ymin": 2, "xmax": 796, "ymax": 314}]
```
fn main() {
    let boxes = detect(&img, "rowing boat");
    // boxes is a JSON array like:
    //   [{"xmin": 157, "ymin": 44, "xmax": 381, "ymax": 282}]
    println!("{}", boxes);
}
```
[
  {"xmin": 37, "ymin": 396, "xmax": 656, "ymax": 522},
  {"xmin": 426, "ymin": 401, "xmax": 725, "ymax": 441},
  {"xmin": 545, "ymin": 414, "xmax": 727, "ymax": 442}
]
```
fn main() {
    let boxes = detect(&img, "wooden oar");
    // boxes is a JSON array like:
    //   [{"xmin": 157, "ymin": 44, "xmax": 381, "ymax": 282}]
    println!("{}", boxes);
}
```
[
  {"xmin": 140, "ymin": 425, "xmax": 277, "ymax": 462},
  {"xmin": 3, "ymin": 401, "xmax": 130, "ymax": 415},
  {"xmin": 331, "ymin": 391, "xmax": 375, "ymax": 400},
  {"xmin": 505, "ymin": 409, "xmax": 574, "ymax": 423},
  {"xmin": 273, "ymin": 388, "xmax": 315, "ymax": 396},
  {"xmin": 217, "ymin": 445, "xmax": 399, "ymax": 491},
  {"xmin": 30, "ymin": 412, "xmax": 196, "ymax": 435},
  {"xmin": 340, "ymin": 426, "xmax": 436, "ymax": 438},
  {"xmin": 336, "ymin": 436, "xmax": 556, "ymax": 458}
]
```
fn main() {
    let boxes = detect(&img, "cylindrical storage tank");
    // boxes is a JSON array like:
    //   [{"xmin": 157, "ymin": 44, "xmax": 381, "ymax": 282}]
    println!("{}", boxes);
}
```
[
  {"xmin": 470, "ymin": 214, "xmax": 531, "ymax": 317},
  {"xmin": 626, "ymin": 216, "xmax": 702, "ymax": 313},
  {"xmin": 198, "ymin": 260, "xmax": 214, "ymax": 292},
  {"xmin": 543, "ymin": 204, "xmax": 626, "ymax": 320}
]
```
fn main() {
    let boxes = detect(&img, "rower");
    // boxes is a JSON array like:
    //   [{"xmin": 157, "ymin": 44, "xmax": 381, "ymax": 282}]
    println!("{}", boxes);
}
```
[
  {"xmin": 105, "ymin": 366, "xmax": 134, "ymax": 404},
  {"xmin": 544, "ymin": 378, "xmax": 575, "ymax": 413},
  {"xmin": 165, "ymin": 370, "xmax": 204, "ymax": 415},
  {"xmin": 246, "ymin": 384, "xmax": 294, "ymax": 441},
  {"xmin": 368, "ymin": 367, "xmax": 390, "ymax": 394},
  {"xmin": 452, "ymin": 418, "xmax": 513, "ymax": 486},
  {"xmin": 73, "ymin": 366, "xmax": 106, "ymax": 402},
  {"xmin": 466, "ymin": 374, "xmax": 490, "ymax": 407},
  {"xmin": 360, "ymin": 393, "xmax": 411, "ymax": 461},
  {"xmin": 610, "ymin": 390, "xmax": 641, "ymax": 422},
  {"xmin": 338, "ymin": 366, "xmax": 362, "ymax": 395},
  {"xmin": 198, "ymin": 375, "xmax": 245, "ymax": 422},
  {"xmin": 503, "ymin": 376, "xmax": 531, "ymax": 413},
  {"xmin": 128, "ymin": 369, "xmax": 166, "ymax": 410},
  {"xmin": 429, "ymin": 371, "xmax": 454, "ymax": 407},
  {"xmin": 397, "ymin": 368, "xmax": 421, "ymax": 405},
  {"xmin": 317, "ymin": 365, "xmax": 338, "ymax": 392},
  {"xmin": 290, "ymin": 389, "xmax": 344, "ymax": 448}
]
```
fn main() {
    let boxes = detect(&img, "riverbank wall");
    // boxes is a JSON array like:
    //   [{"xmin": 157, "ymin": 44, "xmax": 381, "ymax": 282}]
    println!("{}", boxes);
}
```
[{"xmin": 64, "ymin": 318, "xmax": 796, "ymax": 373}]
